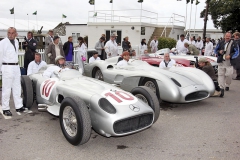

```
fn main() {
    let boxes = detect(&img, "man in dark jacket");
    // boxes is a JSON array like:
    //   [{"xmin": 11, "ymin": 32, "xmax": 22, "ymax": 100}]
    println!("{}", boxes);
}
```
[
  {"xmin": 232, "ymin": 32, "xmax": 240, "ymax": 80},
  {"xmin": 214, "ymin": 32, "xmax": 239, "ymax": 91},
  {"xmin": 23, "ymin": 31, "xmax": 37, "ymax": 70},
  {"xmin": 63, "ymin": 36, "xmax": 74, "ymax": 63}
]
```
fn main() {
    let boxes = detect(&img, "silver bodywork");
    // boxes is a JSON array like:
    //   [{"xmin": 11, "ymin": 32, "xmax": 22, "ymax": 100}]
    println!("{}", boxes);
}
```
[
  {"xmin": 84, "ymin": 57, "xmax": 215, "ymax": 103},
  {"xmin": 29, "ymin": 67, "xmax": 154, "ymax": 137}
]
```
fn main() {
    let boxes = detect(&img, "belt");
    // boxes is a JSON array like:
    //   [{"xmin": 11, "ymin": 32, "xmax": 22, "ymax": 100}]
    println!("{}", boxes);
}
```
[{"xmin": 2, "ymin": 63, "xmax": 18, "ymax": 65}]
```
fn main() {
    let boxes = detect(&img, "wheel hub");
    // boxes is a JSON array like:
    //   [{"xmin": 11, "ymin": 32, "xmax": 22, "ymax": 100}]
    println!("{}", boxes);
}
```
[
  {"xmin": 144, "ymin": 81, "xmax": 157, "ymax": 93},
  {"xmin": 63, "ymin": 106, "xmax": 78, "ymax": 137},
  {"xmin": 134, "ymin": 94, "xmax": 149, "ymax": 105}
]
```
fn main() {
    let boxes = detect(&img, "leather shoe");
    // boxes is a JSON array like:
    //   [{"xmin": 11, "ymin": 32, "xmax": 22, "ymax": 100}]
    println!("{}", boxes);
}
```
[
  {"xmin": 220, "ymin": 89, "xmax": 224, "ymax": 97},
  {"xmin": 3, "ymin": 110, "xmax": 12, "ymax": 116},
  {"xmin": 16, "ymin": 107, "xmax": 26, "ymax": 112},
  {"xmin": 225, "ymin": 87, "xmax": 229, "ymax": 91}
]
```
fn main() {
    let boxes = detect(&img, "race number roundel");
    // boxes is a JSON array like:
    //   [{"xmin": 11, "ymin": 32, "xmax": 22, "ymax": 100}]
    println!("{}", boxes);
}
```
[
  {"xmin": 40, "ymin": 79, "xmax": 58, "ymax": 100},
  {"xmin": 101, "ymin": 90, "xmax": 137, "ymax": 105}
]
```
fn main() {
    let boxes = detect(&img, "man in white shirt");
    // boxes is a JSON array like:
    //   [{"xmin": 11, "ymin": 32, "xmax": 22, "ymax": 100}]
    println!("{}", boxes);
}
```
[
  {"xmin": 159, "ymin": 53, "xmax": 176, "ymax": 68},
  {"xmin": 27, "ymin": 52, "xmax": 47, "ymax": 75},
  {"xmin": 89, "ymin": 52, "xmax": 101, "ymax": 63},
  {"xmin": 176, "ymin": 34, "xmax": 189, "ymax": 54},
  {"xmin": 117, "ymin": 51, "xmax": 130, "ymax": 67},
  {"xmin": 150, "ymin": 36, "xmax": 158, "ymax": 53},
  {"xmin": 105, "ymin": 32, "xmax": 118, "ymax": 59},
  {"xmin": 0, "ymin": 27, "xmax": 25, "ymax": 116},
  {"xmin": 43, "ymin": 56, "xmax": 69, "ymax": 78},
  {"xmin": 189, "ymin": 37, "xmax": 196, "ymax": 46},
  {"xmin": 195, "ymin": 36, "xmax": 204, "ymax": 55},
  {"xmin": 204, "ymin": 38, "xmax": 213, "ymax": 56}
]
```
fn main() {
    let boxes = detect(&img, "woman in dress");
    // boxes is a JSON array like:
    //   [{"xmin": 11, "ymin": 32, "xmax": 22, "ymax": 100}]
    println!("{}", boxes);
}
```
[
  {"xmin": 76, "ymin": 37, "xmax": 87, "ymax": 74},
  {"xmin": 139, "ymin": 39, "xmax": 148, "ymax": 55}
]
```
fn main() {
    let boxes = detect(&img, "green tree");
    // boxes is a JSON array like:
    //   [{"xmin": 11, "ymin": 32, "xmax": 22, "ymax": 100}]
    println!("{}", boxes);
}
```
[
  {"xmin": 158, "ymin": 37, "xmax": 176, "ymax": 50},
  {"xmin": 200, "ymin": 0, "xmax": 240, "ymax": 33}
]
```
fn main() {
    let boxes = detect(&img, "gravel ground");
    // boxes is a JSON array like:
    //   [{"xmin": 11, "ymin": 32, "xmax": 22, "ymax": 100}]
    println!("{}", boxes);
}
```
[{"xmin": 0, "ymin": 80, "xmax": 240, "ymax": 160}]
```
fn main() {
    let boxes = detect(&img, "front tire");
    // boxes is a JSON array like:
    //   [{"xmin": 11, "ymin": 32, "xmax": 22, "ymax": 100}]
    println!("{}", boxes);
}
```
[
  {"xmin": 59, "ymin": 97, "xmax": 91, "ymax": 146},
  {"xmin": 131, "ymin": 86, "xmax": 160, "ymax": 123},
  {"xmin": 21, "ymin": 75, "xmax": 34, "ymax": 109},
  {"xmin": 142, "ymin": 78, "xmax": 161, "ymax": 102}
]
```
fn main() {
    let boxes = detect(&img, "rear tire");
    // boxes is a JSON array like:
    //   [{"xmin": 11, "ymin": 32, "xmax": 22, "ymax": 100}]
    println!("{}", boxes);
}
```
[
  {"xmin": 131, "ymin": 86, "xmax": 160, "ymax": 123},
  {"xmin": 94, "ymin": 68, "xmax": 104, "ymax": 81},
  {"xmin": 59, "ymin": 97, "xmax": 91, "ymax": 146},
  {"xmin": 21, "ymin": 75, "xmax": 34, "ymax": 109}
]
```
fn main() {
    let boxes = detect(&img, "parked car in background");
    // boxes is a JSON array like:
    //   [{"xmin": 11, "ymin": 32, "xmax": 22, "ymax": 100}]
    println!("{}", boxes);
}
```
[{"xmin": 84, "ymin": 57, "xmax": 215, "ymax": 104}]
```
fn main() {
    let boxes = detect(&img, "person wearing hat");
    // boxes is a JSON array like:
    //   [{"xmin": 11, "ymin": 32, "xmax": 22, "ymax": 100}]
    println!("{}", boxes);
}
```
[
  {"xmin": 43, "ymin": 56, "xmax": 69, "ymax": 78},
  {"xmin": 46, "ymin": 35, "xmax": 65, "ymax": 64},
  {"xmin": 198, "ymin": 57, "xmax": 224, "ymax": 97},
  {"xmin": 95, "ymin": 37, "xmax": 105, "ymax": 60},
  {"xmin": 117, "ymin": 51, "xmax": 130, "ymax": 67},
  {"xmin": 176, "ymin": 34, "xmax": 189, "ymax": 54},
  {"xmin": 184, "ymin": 42, "xmax": 199, "ymax": 55},
  {"xmin": 44, "ymin": 29, "xmax": 54, "ymax": 64},
  {"xmin": 105, "ymin": 32, "xmax": 118, "ymax": 59}
]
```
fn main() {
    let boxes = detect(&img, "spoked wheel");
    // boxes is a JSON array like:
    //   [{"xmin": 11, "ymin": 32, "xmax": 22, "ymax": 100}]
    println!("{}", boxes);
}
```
[
  {"xmin": 143, "ymin": 80, "xmax": 157, "ymax": 94},
  {"xmin": 131, "ymin": 86, "xmax": 160, "ymax": 123},
  {"xmin": 59, "ymin": 97, "xmax": 91, "ymax": 146},
  {"xmin": 62, "ymin": 106, "xmax": 78, "ymax": 137},
  {"xmin": 94, "ymin": 69, "xmax": 104, "ymax": 81},
  {"xmin": 21, "ymin": 75, "xmax": 34, "ymax": 109},
  {"xmin": 134, "ymin": 94, "xmax": 148, "ymax": 104}
]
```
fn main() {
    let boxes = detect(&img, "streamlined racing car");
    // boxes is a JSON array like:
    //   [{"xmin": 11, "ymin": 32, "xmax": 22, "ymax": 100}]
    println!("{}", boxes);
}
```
[
  {"xmin": 84, "ymin": 57, "xmax": 215, "ymax": 103},
  {"xmin": 21, "ymin": 66, "xmax": 160, "ymax": 146},
  {"xmin": 151, "ymin": 48, "xmax": 218, "ymax": 73}
]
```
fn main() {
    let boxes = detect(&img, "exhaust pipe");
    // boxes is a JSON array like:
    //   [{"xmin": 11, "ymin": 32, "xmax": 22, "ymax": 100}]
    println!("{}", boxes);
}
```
[{"xmin": 38, "ymin": 104, "xmax": 48, "ymax": 112}]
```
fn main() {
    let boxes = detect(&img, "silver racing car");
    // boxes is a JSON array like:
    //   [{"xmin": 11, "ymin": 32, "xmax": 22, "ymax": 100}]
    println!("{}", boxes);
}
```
[
  {"xmin": 84, "ymin": 57, "xmax": 215, "ymax": 103},
  {"xmin": 21, "ymin": 66, "xmax": 160, "ymax": 146}
]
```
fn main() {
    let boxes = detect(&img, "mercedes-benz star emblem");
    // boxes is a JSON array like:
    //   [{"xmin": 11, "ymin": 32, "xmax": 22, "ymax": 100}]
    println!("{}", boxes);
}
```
[{"xmin": 129, "ymin": 104, "xmax": 140, "ymax": 112}]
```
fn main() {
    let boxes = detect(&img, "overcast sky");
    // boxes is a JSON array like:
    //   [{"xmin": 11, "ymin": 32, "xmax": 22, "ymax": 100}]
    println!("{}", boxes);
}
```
[{"xmin": 0, "ymin": 0, "xmax": 216, "ymax": 30}]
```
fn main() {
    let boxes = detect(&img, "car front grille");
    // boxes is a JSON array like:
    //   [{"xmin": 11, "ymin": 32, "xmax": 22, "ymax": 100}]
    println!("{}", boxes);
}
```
[
  {"xmin": 185, "ymin": 91, "xmax": 209, "ymax": 101},
  {"xmin": 113, "ymin": 113, "xmax": 153, "ymax": 134}
]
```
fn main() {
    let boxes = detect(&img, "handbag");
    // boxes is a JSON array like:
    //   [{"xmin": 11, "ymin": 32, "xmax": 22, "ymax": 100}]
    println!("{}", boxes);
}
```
[{"xmin": 82, "ymin": 56, "xmax": 86, "ymax": 61}]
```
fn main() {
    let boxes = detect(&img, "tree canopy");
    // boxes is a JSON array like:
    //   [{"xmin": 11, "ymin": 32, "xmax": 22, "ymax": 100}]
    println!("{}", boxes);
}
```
[{"xmin": 200, "ymin": 0, "xmax": 240, "ymax": 32}]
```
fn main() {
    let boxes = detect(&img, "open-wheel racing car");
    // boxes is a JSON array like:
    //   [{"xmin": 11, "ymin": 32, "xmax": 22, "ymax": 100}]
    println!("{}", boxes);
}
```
[
  {"xmin": 21, "ymin": 66, "xmax": 160, "ymax": 146},
  {"xmin": 84, "ymin": 57, "xmax": 215, "ymax": 104}
]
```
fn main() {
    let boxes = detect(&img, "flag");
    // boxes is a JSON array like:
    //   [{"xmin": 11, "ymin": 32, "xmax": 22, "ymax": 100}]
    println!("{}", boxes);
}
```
[
  {"xmin": 191, "ymin": 0, "xmax": 194, "ymax": 4},
  {"xmin": 110, "ymin": 0, "xmax": 113, "ymax": 3},
  {"xmin": 62, "ymin": 14, "xmax": 67, "ymax": 18},
  {"xmin": 138, "ymin": 0, "xmax": 143, "ymax": 2},
  {"xmin": 186, "ymin": 0, "xmax": 190, "ymax": 4},
  {"xmin": 89, "ymin": 0, "xmax": 94, "ymax": 5},
  {"xmin": 32, "ymin": 11, "xmax": 37, "ymax": 15},
  {"xmin": 10, "ymin": 7, "xmax": 14, "ymax": 14},
  {"xmin": 196, "ymin": 0, "xmax": 200, "ymax": 5},
  {"xmin": 93, "ymin": 12, "xmax": 97, "ymax": 17}
]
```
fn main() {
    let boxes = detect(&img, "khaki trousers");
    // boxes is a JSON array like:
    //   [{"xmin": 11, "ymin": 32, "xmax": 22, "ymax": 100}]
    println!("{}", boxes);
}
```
[{"xmin": 218, "ymin": 65, "xmax": 233, "ymax": 89}]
